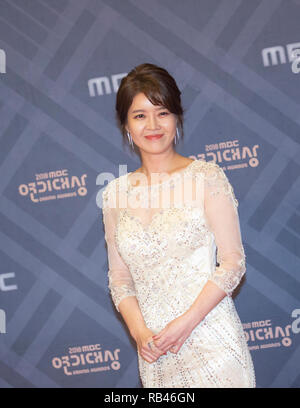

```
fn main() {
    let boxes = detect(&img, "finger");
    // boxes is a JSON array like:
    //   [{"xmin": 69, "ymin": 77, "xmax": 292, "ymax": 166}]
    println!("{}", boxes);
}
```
[
  {"xmin": 138, "ymin": 348, "xmax": 152, "ymax": 363},
  {"xmin": 147, "ymin": 336, "xmax": 163, "ymax": 351},
  {"xmin": 140, "ymin": 348, "xmax": 155, "ymax": 362},
  {"xmin": 152, "ymin": 334, "xmax": 160, "ymax": 340},
  {"xmin": 150, "ymin": 342, "xmax": 163, "ymax": 355},
  {"xmin": 169, "ymin": 343, "xmax": 182, "ymax": 354},
  {"xmin": 154, "ymin": 338, "xmax": 169, "ymax": 352},
  {"xmin": 147, "ymin": 341, "xmax": 166, "ymax": 358},
  {"xmin": 142, "ymin": 350, "xmax": 158, "ymax": 363},
  {"xmin": 143, "ymin": 343, "xmax": 161, "ymax": 358},
  {"xmin": 152, "ymin": 328, "xmax": 166, "ymax": 340},
  {"xmin": 152, "ymin": 339, "xmax": 166, "ymax": 354},
  {"xmin": 142, "ymin": 355, "xmax": 155, "ymax": 363},
  {"xmin": 152, "ymin": 336, "xmax": 166, "ymax": 347}
]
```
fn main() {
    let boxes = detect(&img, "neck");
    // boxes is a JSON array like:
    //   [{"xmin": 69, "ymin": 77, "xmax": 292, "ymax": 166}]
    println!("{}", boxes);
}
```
[{"xmin": 139, "ymin": 152, "xmax": 181, "ymax": 177}]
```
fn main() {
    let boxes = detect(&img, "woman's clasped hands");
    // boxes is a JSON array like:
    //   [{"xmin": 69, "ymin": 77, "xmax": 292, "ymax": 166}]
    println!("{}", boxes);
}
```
[
  {"xmin": 135, "ymin": 327, "xmax": 165, "ymax": 364},
  {"xmin": 136, "ymin": 314, "xmax": 194, "ymax": 364}
]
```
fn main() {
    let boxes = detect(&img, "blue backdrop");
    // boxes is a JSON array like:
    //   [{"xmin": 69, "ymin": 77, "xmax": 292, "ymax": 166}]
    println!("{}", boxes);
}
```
[{"xmin": 0, "ymin": 0, "xmax": 299, "ymax": 388}]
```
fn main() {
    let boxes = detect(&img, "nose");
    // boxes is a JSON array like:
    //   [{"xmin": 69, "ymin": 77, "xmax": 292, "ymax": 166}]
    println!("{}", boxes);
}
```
[{"xmin": 147, "ymin": 113, "xmax": 161, "ymax": 130}]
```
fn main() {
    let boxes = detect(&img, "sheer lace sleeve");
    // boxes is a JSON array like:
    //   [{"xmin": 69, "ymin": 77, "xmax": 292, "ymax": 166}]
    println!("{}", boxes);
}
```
[
  {"xmin": 102, "ymin": 181, "xmax": 136, "ymax": 312},
  {"xmin": 203, "ymin": 161, "xmax": 246, "ymax": 296}
]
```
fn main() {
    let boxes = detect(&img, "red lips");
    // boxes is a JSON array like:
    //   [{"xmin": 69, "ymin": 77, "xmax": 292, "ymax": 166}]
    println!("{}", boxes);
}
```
[{"xmin": 145, "ymin": 134, "xmax": 163, "ymax": 140}]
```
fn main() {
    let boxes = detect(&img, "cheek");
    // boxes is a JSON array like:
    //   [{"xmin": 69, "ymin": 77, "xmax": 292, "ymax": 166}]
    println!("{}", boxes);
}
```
[
  {"xmin": 165, "ymin": 117, "xmax": 177, "ymax": 130},
  {"xmin": 128, "ymin": 121, "xmax": 144, "ymax": 136}
]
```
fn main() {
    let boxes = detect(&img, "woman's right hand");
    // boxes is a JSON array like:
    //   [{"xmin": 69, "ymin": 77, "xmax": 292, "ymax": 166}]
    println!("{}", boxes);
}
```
[{"xmin": 134, "ymin": 327, "xmax": 166, "ymax": 364}]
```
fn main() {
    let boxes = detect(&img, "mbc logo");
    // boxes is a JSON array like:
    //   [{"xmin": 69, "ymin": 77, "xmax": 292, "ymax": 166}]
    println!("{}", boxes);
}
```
[
  {"xmin": 0, "ymin": 49, "xmax": 6, "ymax": 74},
  {"xmin": 88, "ymin": 72, "xmax": 127, "ymax": 96},
  {"xmin": 0, "ymin": 272, "xmax": 18, "ymax": 334},
  {"xmin": 262, "ymin": 42, "xmax": 300, "ymax": 73}
]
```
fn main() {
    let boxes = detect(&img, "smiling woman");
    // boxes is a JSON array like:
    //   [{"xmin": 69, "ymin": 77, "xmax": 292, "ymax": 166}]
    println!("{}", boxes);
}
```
[
  {"xmin": 132, "ymin": 105, "xmax": 168, "ymax": 141},
  {"xmin": 126, "ymin": 92, "xmax": 177, "ymax": 152},
  {"xmin": 115, "ymin": 63, "xmax": 184, "ymax": 159},
  {"xmin": 102, "ymin": 63, "xmax": 256, "ymax": 388}
]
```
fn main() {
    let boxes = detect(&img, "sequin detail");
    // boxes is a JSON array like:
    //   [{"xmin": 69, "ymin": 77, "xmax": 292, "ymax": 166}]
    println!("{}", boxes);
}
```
[{"xmin": 102, "ymin": 159, "xmax": 256, "ymax": 388}]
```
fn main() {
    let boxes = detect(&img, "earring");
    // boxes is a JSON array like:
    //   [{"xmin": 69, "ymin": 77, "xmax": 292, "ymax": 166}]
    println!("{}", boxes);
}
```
[
  {"xmin": 127, "ymin": 131, "xmax": 134, "ymax": 150},
  {"xmin": 175, "ymin": 127, "xmax": 180, "ymax": 145}
]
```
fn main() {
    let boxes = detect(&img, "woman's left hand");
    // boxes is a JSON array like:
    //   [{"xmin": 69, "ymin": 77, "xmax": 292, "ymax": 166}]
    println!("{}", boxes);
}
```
[{"xmin": 152, "ymin": 313, "xmax": 194, "ymax": 355}]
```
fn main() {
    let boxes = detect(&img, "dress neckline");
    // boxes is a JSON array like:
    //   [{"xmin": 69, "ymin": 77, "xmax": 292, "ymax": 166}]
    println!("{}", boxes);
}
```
[{"xmin": 127, "ymin": 159, "xmax": 198, "ymax": 191}]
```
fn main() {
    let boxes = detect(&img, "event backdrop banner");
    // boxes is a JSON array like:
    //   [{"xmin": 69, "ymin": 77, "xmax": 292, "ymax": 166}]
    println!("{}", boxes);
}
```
[{"xmin": 0, "ymin": 0, "xmax": 300, "ymax": 388}]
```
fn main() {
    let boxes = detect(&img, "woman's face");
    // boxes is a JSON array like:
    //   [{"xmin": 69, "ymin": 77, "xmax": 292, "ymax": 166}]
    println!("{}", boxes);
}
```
[{"xmin": 125, "ymin": 92, "xmax": 177, "ymax": 154}]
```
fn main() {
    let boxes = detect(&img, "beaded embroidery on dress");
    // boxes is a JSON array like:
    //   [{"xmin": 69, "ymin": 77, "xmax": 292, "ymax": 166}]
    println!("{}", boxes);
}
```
[{"xmin": 102, "ymin": 159, "xmax": 256, "ymax": 388}]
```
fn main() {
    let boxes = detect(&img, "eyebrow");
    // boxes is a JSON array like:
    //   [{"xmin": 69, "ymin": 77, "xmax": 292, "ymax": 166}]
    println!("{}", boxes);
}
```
[{"xmin": 131, "ymin": 107, "xmax": 166, "ymax": 113}]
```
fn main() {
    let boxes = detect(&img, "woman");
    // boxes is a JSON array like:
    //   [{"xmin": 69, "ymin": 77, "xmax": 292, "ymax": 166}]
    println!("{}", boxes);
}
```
[{"xmin": 101, "ymin": 63, "xmax": 256, "ymax": 388}]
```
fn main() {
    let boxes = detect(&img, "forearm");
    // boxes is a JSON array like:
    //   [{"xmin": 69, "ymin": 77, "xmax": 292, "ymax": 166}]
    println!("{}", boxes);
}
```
[
  {"xmin": 118, "ymin": 296, "xmax": 148, "ymax": 341},
  {"xmin": 182, "ymin": 280, "xmax": 227, "ymax": 332}
]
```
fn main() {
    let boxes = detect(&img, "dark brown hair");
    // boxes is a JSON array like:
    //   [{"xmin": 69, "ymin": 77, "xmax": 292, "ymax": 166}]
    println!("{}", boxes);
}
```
[{"xmin": 115, "ymin": 63, "xmax": 185, "ymax": 156}]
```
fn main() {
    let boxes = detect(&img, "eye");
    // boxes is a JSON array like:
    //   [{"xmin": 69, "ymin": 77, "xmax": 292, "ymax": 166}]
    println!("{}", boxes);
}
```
[
  {"xmin": 134, "ymin": 114, "xmax": 145, "ymax": 119},
  {"xmin": 159, "ymin": 111, "xmax": 169, "ymax": 116}
]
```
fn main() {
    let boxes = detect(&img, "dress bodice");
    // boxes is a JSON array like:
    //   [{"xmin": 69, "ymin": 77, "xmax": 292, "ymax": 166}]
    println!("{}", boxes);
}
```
[{"xmin": 102, "ymin": 159, "xmax": 245, "ymax": 316}]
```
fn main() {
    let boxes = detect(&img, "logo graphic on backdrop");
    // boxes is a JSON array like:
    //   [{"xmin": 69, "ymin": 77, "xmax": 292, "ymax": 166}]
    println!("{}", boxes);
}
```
[
  {"xmin": 291, "ymin": 49, "xmax": 300, "ymax": 73},
  {"xmin": 0, "ymin": 272, "xmax": 18, "ymax": 292},
  {"xmin": 88, "ymin": 72, "xmax": 127, "ymax": 97},
  {"xmin": 261, "ymin": 42, "xmax": 300, "ymax": 73},
  {"xmin": 191, "ymin": 139, "xmax": 259, "ymax": 169},
  {"xmin": 0, "ymin": 49, "xmax": 6, "ymax": 74},
  {"xmin": 52, "ymin": 343, "xmax": 121, "ymax": 376},
  {"xmin": 0, "ymin": 272, "xmax": 18, "ymax": 334},
  {"xmin": 243, "ymin": 309, "xmax": 300, "ymax": 351},
  {"xmin": 18, "ymin": 169, "xmax": 87, "ymax": 203}
]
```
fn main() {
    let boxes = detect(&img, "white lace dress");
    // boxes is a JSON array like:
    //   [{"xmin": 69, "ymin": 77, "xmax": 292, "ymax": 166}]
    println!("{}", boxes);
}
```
[{"xmin": 101, "ymin": 159, "xmax": 256, "ymax": 388}]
